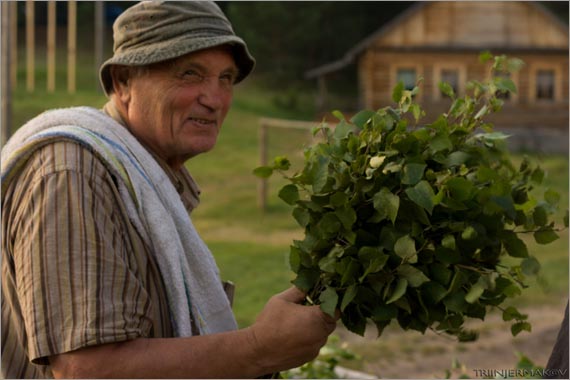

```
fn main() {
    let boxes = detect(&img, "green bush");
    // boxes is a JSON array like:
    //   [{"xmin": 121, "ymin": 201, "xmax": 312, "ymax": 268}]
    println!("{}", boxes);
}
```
[{"xmin": 255, "ymin": 53, "xmax": 566, "ymax": 340}]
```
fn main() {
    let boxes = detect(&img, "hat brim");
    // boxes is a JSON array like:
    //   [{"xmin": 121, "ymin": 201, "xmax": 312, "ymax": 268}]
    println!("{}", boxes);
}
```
[{"xmin": 99, "ymin": 35, "xmax": 255, "ymax": 97}]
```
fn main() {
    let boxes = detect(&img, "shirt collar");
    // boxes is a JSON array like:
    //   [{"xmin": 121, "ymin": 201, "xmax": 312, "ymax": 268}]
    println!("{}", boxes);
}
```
[{"xmin": 102, "ymin": 101, "xmax": 201, "ymax": 212}]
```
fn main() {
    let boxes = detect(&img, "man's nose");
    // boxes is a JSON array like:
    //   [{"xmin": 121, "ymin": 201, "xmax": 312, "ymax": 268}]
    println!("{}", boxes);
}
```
[{"xmin": 197, "ymin": 78, "xmax": 227, "ymax": 110}]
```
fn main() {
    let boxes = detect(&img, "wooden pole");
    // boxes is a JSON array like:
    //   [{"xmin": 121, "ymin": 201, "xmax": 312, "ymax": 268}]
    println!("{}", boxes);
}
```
[
  {"xmin": 47, "ymin": 1, "xmax": 56, "ymax": 93},
  {"xmin": 255, "ymin": 118, "xmax": 329, "ymax": 210},
  {"xmin": 258, "ymin": 122, "xmax": 268, "ymax": 211},
  {"xmin": 25, "ymin": 0, "xmax": 34, "ymax": 92},
  {"xmin": 67, "ymin": 1, "xmax": 77, "ymax": 94},
  {"xmin": 94, "ymin": 1, "xmax": 104, "ymax": 91},
  {"xmin": 2, "ymin": 1, "xmax": 13, "ymax": 145},
  {"xmin": 9, "ymin": 1, "xmax": 17, "ymax": 89}
]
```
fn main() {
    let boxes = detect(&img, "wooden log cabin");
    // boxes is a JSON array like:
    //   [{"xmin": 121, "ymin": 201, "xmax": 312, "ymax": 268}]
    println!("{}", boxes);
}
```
[{"xmin": 306, "ymin": 2, "xmax": 569, "ymax": 152}]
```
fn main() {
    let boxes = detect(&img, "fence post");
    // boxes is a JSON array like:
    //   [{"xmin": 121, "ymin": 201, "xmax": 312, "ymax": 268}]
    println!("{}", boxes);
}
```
[
  {"xmin": 9, "ymin": 1, "xmax": 17, "ymax": 89},
  {"xmin": 94, "ymin": 1, "xmax": 105, "ymax": 91},
  {"xmin": 25, "ymin": 0, "xmax": 34, "ymax": 92},
  {"xmin": 67, "ymin": 1, "xmax": 77, "ymax": 94},
  {"xmin": 258, "ymin": 120, "xmax": 268, "ymax": 212},
  {"xmin": 47, "ymin": 1, "xmax": 56, "ymax": 93},
  {"xmin": 2, "ymin": 1, "xmax": 13, "ymax": 145}
]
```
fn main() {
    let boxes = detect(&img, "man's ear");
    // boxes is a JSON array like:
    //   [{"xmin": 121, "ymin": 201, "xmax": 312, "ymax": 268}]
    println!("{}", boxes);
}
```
[{"xmin": 109, "ymin": 65, "xmax": 133, "ymax": 103}]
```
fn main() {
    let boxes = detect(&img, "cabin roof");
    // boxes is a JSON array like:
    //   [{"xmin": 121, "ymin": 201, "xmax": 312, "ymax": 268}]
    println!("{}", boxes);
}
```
[{"xmin": 305, "ymin": 1, "xmax": 569, "ymax": 79}]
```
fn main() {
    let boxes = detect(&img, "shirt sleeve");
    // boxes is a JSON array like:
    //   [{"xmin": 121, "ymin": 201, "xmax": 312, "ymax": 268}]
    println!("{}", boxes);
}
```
[{"xmin": 8, "ymin": 142, "xmax": 154, "ymax": 364}]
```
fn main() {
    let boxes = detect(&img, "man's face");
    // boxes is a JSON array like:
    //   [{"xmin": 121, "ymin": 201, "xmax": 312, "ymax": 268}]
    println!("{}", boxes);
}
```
[{"xmin": 123, "ymin": 47, "xmax": 238, "ymax": 168}]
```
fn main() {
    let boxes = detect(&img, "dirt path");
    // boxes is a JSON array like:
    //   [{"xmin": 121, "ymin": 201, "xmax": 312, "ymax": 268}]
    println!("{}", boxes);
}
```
[{"xmin": 335, "ymin": 301, "xmax": 567, "ymax": 379}]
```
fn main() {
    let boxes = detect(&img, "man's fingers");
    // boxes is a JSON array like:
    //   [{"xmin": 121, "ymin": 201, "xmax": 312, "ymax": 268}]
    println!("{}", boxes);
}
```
[{"xmin": 276, "ymin": 286, "xmax": 307, "ymax": 303}]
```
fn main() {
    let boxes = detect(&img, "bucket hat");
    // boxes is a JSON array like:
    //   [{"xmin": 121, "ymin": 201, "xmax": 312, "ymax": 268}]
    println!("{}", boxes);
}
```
[{"xmin": 99, "ymin": 1, "xmax": 255, "ymax": 96}]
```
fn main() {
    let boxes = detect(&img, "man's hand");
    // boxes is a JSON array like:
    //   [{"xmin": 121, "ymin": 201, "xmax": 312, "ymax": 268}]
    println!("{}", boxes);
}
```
[{"xmin": 246, "ymin": 287, "xmax": 338, "ymax": 374}]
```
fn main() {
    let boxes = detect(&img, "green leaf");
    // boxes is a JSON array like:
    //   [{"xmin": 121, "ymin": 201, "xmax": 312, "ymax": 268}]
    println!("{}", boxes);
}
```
[
  {"xmin": 394, "ymin": 235, "xmax": 417, "ymax": 263},
  {"xmin": 405, "ymin": 181, "xmax": 435, "ymax": 214},
  {"xmin": 446, "ymin": 177, "xmax": 474, "ymax": 202},
  {"xmin": 373, "ymin": 188, "xmax": 400, "ymax": 224},
  {"xmin": 336, "ymin": 206, "xmax": 357, "ymax": 230},
  {"xmin": 531, "ymin": 167, "xmax": 545, "ymax": 184},
  {"xmin": 511, "ymin": 321, "xmax": 532, "ymax": 336},
  {"xmin": 411, "ymin": 103, "xmax": 423, "ymax": 122},
  {"xmin": 533, "ymin": 228, "xmax": 559, "ymax": 245},
  {"xmin": 545, "ymin": 189, "xmax": 561, "ymax": 206},
  {"xmin": 332, "ymin": 110, "xmax": 345, "ymax": 121},
  {"xmin": 443, "ymin": 291, "xmax": 467, "ymax": 313},
  {"xmin": 273, "ymin": 156, "xmax": 291, "ymax": 170},
  {"xmin": 341, "ymin": 307, "xmax": 366, "ymax": 336},
  {"xmin": 503, "ymin": 284, "xmax": 522, "ymax": 297},
  {"xmin": 564, "ymin": 210, "xmax": 569, "ymax": 228},
  {"xmin": 253, "ymin": 166, "xmax": 273, "ymax": 178},
  {"xmin": 532, "ymin": 206, "xmax": 548, "ymax": 227},
  {"xmin": 423, "ymin": 282, "xmax": 447, "ymax": 303},
  {"xmin": 445, "ymin": 151, "xmax": 470, "ymax": 167},
  {"xmin": 479, "ymin": 51, "xmax": 493, "ymax": 63},
  {"xmin": 386, "ymin": 278, "xmax": 408, "ymax": 304},
  {"xmin": 319, "ymin": 287, "xmax": 339, "ymax": 318},
  {"xmin": 521, "ymin": 256, "xmax": 541, "ymax": 276},
  {"xmin": 278, "ymin": 184, "xmax": 299, "ymax": 205},
  {"xmin": 495, "ymin": 77, "xmax": 517, "ymax": 94},
  {"xmin": 318, "ymin": 256, "xmax": 337, "ymax": 273},
  {"xmin": 330, "ymin": 192, "xmax": 348, "ymax": 207},
  {"xmin": 309, "ymin": 155, "xmax": 330, "ymax": 193},
  {"xmin": 341, "ymin": 259, "xmax": 360, "ymax": 286},
  {"xmin": 292, "ymin": 207, "xmax": 310, "ymax": 228},
  {"xmin": 474, "ymin": 105, "xmax": 489, "ymax": 119},
  {"xmin": 292, "ymin": 268, "xmax": 319, "ymax": 292},
  {"xmin": 507, "ymin": 58, "xmax": 525, "ymax": 72},
  {"xmin": 334, "ymin": 120, "xmax": 355, "ymax": 139},
  {"xmin": 341, "ymin": 285, "xmax": 358, "ymax": 312},
  {"xmin": 350, "ymin": 110, "xmax": 375, "ymax": 129},
  {"xmin": 401, "ymin": 163, "xmax": 427, "ymax": 185},
  {"xmin": 430, "ymin": 133, "xmax": 453, "ymax": 153},
  {"xmin": 502, "ymin": 306, "xmax": 527, "ymax": 321},
  {"xmin": 317, "ymin": 213, "xmax": 341, "ymax": 236},
  {"xmin": 461, "ymin": 226, "xmax": 477, "ymax": 241},
  {"xmin": 465, "ymin": 278, "xmax": 486, "ymax": 304},
  {"xmin": 289, "ymin": 247, "xmax": 301, "ymax": 272},
  {"xmin": 502, "ymin": 231, "xmax": 528, "ymax": 258},
  {"xmin": 442, "ymin": 235, "xmax": 456, "ymax": 250},
  {"xmin": 359, "ymin": 255, "xmax": 389, "ymax": 282},
  {"xmin": 371, "ymin": 304, "xmax": 398, "ymax": 321},
  {"xmin": 438, "ymin": 81, "xmax": 455, "ymax": 98},
  {"xmin": 392, "ymin": 81, "xmax": 405, "ymax": 103},
  {"xmin": 397, "ymin": 265, "xmax": 429, "ymax": 287}
]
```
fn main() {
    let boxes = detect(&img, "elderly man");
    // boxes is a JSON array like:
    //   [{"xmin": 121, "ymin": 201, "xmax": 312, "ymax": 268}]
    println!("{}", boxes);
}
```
[{"xmin": 1, "ymin": 2, "xmax": 336, "ymax": 378}]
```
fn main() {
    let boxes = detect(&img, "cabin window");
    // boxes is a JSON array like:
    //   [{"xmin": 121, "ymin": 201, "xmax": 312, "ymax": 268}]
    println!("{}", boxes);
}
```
[
  {"xmin": 440, "ymin": 69, "xmax": 459, "ymax": 95},
  {"xmin": 536, "ymin": 69, "xmax": 555, "ymax": 100},
  {"xmin": 396, "ymin": 68, "xmax": 417, "ymax": 91}
]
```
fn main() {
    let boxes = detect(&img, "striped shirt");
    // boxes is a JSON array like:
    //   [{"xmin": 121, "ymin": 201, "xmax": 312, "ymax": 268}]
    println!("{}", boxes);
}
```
[{"xmin": 1, "ymin": 115, "xmax": 203, "ymax": 378}]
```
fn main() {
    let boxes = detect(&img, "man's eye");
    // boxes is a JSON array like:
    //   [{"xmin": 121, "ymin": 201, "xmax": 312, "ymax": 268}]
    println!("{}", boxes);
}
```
[
  {"xmin": 184, "ymin": 70, "xmax": 203, "ymax": 82},
  {"xmin": 220, "ymin": 73, "xmax": 236, "ymax": 85}
]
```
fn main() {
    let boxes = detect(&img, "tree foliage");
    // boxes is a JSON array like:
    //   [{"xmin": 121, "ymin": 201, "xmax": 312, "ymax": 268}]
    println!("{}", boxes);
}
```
[
  {"xmin": 255, "ymin": 54, "xmax": 566, "ymax": 340},
  {"xmin": 225, "ymin": 1, "xmax": 568, "ymax": 85},
  {"xmin": 225, "ymin": 2, "xmax": 412, "ymax": 83}
]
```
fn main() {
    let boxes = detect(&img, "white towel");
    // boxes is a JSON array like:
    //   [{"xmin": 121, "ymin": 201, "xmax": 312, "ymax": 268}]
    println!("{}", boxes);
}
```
[{"xmin": 1, "ymin": 106, "xmax": 238, "ymax": 336}]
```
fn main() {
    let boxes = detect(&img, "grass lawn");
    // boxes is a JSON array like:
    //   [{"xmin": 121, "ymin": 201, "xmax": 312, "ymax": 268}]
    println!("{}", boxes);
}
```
[{"xmin": 9, "ymin": 73, "xmax": 569, "ymax": 332}]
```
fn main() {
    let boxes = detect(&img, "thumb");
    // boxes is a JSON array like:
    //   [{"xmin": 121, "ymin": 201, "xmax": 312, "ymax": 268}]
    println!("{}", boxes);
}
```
[{"xmin": 276, "ymin": 286, "xmax": 307, "ymax": 303}]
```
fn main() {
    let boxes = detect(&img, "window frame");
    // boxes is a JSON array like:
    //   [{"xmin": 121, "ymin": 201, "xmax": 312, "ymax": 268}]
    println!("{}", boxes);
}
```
[
  {"xmin": 390, "ymin": 64, "xmax": 423, "ymax": 101},
  {"xmin": 432, "ymin": 63, "xmax": 467, "ymax": 100},
  {"xmin": 529, "ymin": 63, "xmax": 561, "ymax": 103}
]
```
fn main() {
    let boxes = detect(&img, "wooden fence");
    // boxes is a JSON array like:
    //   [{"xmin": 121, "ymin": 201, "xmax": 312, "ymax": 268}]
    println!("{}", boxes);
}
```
[{"xmin": 258, "ymin": 117, "xmax": 337, "ymax": 211}]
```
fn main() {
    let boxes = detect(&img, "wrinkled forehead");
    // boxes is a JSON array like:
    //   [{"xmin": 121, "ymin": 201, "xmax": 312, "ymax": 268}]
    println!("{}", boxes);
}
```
[{"xmin": 146, "ymin": 45, "xmax": 239, "ymax": 74}]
